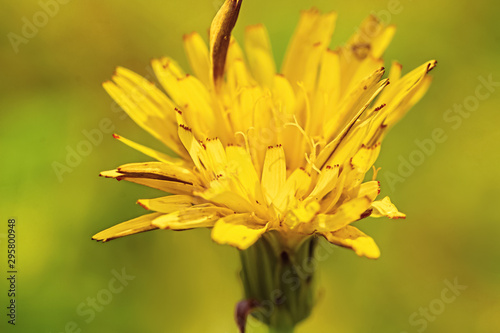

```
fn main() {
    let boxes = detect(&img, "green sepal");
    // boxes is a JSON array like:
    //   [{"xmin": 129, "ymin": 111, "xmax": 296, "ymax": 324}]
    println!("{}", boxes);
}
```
[{"xmin": 238, "ymin": 231, "xmax": 317, "ymax": 332}]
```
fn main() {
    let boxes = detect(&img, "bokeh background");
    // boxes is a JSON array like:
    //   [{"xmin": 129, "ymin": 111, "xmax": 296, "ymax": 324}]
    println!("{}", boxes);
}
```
[{"xmin": 1, "ymin": 0, "xmax": 499, "ymax": 332}]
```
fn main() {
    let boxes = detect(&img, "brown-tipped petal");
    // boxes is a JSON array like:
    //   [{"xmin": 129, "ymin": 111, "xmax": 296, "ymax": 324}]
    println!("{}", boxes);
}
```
[
  {"xmin": 112, "ymin": 133, "xmax": 187, "ymax": 166},
  {"xmin": 210, "ymin": 0, "xmax": 243, "ymax": 91},
  {"xmin": 316, "ymin": 67, "xmax": 388, "ymax": 169},
  {"xmin": 117, "ymin": 162, "xmax": 201, "ymax": 186},
  {"xmin": 119, "ymin": 177, "xmax": 201, "ymax": 195},
  {"xmin": 92, "ymin": 212, "xmax": 163, "ymax": 242},
  {"xmin": 99, "ymin": 168, "xmax": 202, "ymax": 195}
]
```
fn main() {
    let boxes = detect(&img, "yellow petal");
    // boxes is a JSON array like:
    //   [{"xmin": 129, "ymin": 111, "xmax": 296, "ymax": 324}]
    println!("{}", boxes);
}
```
[
  {"xmin": 211, "ymin": 214, "xmax": 267, "ymax": 250},
  {"xmin": 152, "ymin": 57, "xmax": 222, "ymax": 140},
  {"xmin": 246, "ymin": 90, "xmax": 277, "ymax": 164},
  {"xmin": 274, "ymin": 167, "xmax": 312, "ymax": 214},
  {"xmin": 320, "ymin": 124, "xmax": 366, "ymax": 173},
  {"xmin": 152, "ymin": 204, "xmax": 231, "ymax": 230},
  {"xmin": 198, "ymin": 178, "xmax": 255, "ymax": 213},
  {"xmin": 338, "ymin": 15, "xmax": 394, "ymax": 95},
  {"xmin": 388, "ymin": 60, "xmax": 402, "ymax": 82},
  {"xmin": 225, "ymin": 144, "xmax": 265, "ymax": 204},
  {"xmin": 375, "ymin": 60, "xmax": 437, "ymax": 129},
  {"xmin": 99, "ymin": 169, "xmax": 201, "ymax": 195},
  {"xmin": 381, "ymin": 60, "xmax": 437, "ymax": 126},
  {"xmin": 322, "ymin": 225, "xmax": 380, "ymax": 259},
  {"xmin": 261, "ymin": 145, "xmax": 286, "ymax": 205},
  {"xmin": 344, "ymin": 15, "xmax": 393, "ymax": 58},
  {"xmin": 175, "ymin": 111, "xmax": 209, "ymax": 177},
  {"xmin": 313, "ymin": 196, "xmax": 372, "ymax": 232},
  {"xmin": 371, "ymin": 24, "xmax": 396, "ymax": 58},
  {"xmin": 350, "ymin": 143, "xmax": 381, "ymax": 174},
  {"xmin": 344, "ymin": 57, "xmax": 385, "ymax": 96},
  {"xmin": 113, "ymin": 66, "xmax": 176, "ymax": 120},
  {"xmin": 244, "ymin": 24, "xmax": 276, "ymax": 87},
  {"xmin": 321, "ymin": 171, "xmax": 347, "ymax": 213},
  {"xmin": 316, "ymin": 67, "xmax": 388, "ymax": 169},
  {"xmin": 92, "ymin": 212, "xmax": 163, "ymax": 242},
  {"xmin": 226, "ymin": 37, "xmax": 254, "ymax": 91},
  {"xmin": 358, "ymin": 180, "xmax": 380, "ymax": 202},
  {"xmin": 316, "ymin": 50, "xmax": 340, "ymax": 102},
  {"xmin": 183, "ymin": 32, "xmax": 211, "ymax": 87},
  {"xmin": 151, "ymin": 57, "xmax": 186, "ymax": 102},
  {"xmin": 282, "ymin": 9, "xmax": 337, "ymax": 91},
  {"xmin": 137, "ymin": 195, "xmax": 203, "ymax": 213},
  {"xmin": 205, "ymin": 137, "xmax": 228, "ymax": 176},
  {"xmin": 126, "ymin": 178, "xmax": 199, "ymax": 195},
  {"xmin": 323, "ymin": 67, "xmax": 387, "ymax": 142},
  {"xmin": 308, "ymin": 165, "xmax": 340, "ymax": 200},
  {"xmin": 102, "ymin": 77, "xmax": 185, "ymax": 157},
  {"xmin": 285, "ymin": 199, "xmax": 320, "ymax": 229},
  {"xmin": 272, "ymin": 74, "xmax": 296, "ymax": 116},
  {"xmin": 228, "ymin": 85, "xmax": 261, "ymax": 134},
  {"xmin": 371, "ymin": 196, "xmax": 406, "ymax": 219},
  {"xmin": 339, "ymin": 17, "xmax": 394, "ymax": 93},
  {"xmin": 362, "ymin": 61, "xmax": 437, "ymax": 148},
  {"xmin": 404, "ymin": 75, "xmax": 433, "ymax": 110},
  {"xmin": 116, "ymin": 162, "xmax": 201, "ymax": 186},
  {"xmin": 112, "ymin": 133, "xmax": 186, "ymax": 166},
  {"xmin": 99, "ymin": 169, "xmax": 123, "ymax": 179},
  {"xmin": 177, "ymin": 75, "xmax": 221, "ymax": 138},
  {"xmin": 309, "ymin": 50, "xmax": 341, "ymax": 136}
]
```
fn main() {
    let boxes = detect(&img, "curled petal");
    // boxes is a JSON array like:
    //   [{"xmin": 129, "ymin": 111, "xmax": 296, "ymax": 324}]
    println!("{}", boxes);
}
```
[
  {"xmin": 321, "ymin": 225, "xmax": 380, "ymax": 259},
  {"xmin": 370, "ymin": 196, "xmax": 406, "ymax": 219}
]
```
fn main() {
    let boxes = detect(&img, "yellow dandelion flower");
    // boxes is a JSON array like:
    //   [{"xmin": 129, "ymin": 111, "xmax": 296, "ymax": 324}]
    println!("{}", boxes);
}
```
[
  {"xmin": 93, "ymin": 3, "xmax": 434, "ymax": 255},
  {"xmin": 93, "ymin": 1, "xmax": 436, "ymax": 330}
]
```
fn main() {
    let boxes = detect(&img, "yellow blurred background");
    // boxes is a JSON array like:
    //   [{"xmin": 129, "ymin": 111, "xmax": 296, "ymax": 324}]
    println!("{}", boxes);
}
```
[{"xmin": 1, "ymin": 0, "xmax": 499, "ymax": 332}]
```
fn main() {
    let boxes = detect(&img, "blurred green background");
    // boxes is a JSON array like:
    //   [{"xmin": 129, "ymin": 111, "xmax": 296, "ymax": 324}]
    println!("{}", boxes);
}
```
[{"xmin": 1, "ymin": 0, "xmax": 499, "ymax": 332}]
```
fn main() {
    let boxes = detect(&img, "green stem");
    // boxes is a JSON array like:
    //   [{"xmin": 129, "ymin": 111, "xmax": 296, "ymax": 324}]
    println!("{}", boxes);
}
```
[
  {"xmin": 238, "ymin": 232, "xmax": 317, "ymax": 332},
  {"xmin": 268, "ymin": 326, "xmax": 294, "ymax": 333}
]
